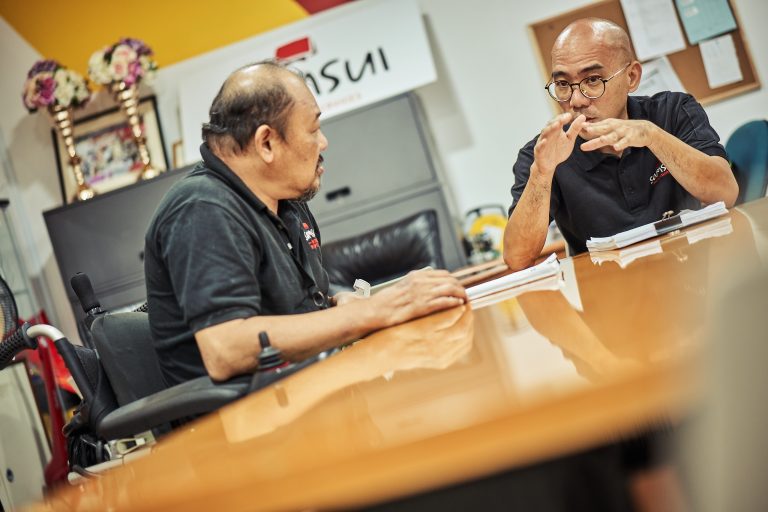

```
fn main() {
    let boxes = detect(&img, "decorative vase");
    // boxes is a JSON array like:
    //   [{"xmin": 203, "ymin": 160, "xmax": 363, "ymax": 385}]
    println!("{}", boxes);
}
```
[
  {"xmin": 110, "ymin": 82, "xmax": 160, "ymax": 181},
  {"xmin": 49, "ymin": 105, "xmax": 96, "ymax": 202}
]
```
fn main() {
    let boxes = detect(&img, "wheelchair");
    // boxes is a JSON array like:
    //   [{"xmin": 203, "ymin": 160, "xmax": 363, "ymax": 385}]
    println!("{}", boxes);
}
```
[{"xmin": 0, "ymin": 273, "xmax": 316, "ymax": 478}]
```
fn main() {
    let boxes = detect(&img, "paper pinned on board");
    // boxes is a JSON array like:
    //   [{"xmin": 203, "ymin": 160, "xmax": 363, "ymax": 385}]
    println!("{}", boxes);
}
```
[
  {"xmin": 674, "ymin": 0, "xmax": 737, "ymax": 45},
  {"xmin": 700, "ymin": 34, "xmax": 742, "ymax": 88},
  {"xmin": 632, "ymin": 56, "xmax": 686, "ymax": 97},
  {"xmin": 620, "ymin": 0, "xmax": 687, "ymax": 61}
]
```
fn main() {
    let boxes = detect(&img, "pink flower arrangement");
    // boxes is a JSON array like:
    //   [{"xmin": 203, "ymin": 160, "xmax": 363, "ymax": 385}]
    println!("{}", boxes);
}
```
[
  {"xmin": 88, "ymin": 37, "xmax": 157, "ymax": 87},
  {"xmin": 22, "ymin": 60, "xmax": 91, "ymax": 113}
]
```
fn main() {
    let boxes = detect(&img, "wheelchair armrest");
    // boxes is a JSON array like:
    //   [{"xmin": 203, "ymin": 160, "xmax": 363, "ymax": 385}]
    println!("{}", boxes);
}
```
[{"xmin": 97, "ymin": 375, "xmax": 249, "ymax": 439}]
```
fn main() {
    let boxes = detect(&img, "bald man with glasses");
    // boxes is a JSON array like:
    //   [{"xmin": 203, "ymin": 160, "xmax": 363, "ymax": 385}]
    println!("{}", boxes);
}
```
[{"xmin": 503, "ymin": 18, "xmax": 738, "ymax": 270}]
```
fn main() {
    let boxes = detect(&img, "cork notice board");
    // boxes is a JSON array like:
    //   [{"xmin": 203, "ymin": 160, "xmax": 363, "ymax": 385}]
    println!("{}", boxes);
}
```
[{"xmin": 529, "ymin": 0, "xmax": 760, "ymax": 106}]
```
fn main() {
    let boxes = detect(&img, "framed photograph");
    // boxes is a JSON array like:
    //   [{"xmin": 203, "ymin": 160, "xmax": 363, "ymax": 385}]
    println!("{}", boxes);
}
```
[{"xmin": 52, "ymin": 95, "xmax": 169, "ymax": 204}]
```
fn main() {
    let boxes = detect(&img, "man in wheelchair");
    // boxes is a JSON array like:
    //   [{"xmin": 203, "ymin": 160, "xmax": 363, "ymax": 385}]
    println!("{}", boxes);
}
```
[{"xmin": 143, "ymin": 60, "xmax": 467, "ymax": 387}]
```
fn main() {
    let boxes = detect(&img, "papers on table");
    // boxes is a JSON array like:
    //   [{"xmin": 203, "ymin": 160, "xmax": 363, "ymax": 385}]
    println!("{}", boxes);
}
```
[
  {"xmin": 590, "ymin": 240, "xmax": 663, "ymax": 269},
  {"xmin": 685, "ymin": 216, "xmax": 733, "ymax": 244},
  {"xmin": 586, "ymin": 224, "xmax": 657, "ymax": 252},
  {"xmin": 675, "ymin": 0, "xmax": 737, "ymax": 45},
  {"xmin": 620, "ymin": 0, "xmax": 687, "ymax": 61},
  {"xmin": 586, "ymin": 201, "xmax": 728, "ymax": 252},
  {"xmin": 590, "ymin": 216, "xmax": 734, "ymax": 268},
  {"xmin": 470, "ymin": 273, "xmax": 564, "ymax": 310},
  {"xmin": 700, "ymin": 34, "xmax": 742, "ymax": 88},
  {"xmin": 632, "ymin": 57, "xmax": 686, "ymax": 97},
  {"xmin": 678, "ymin": 201, "xmax": 728, "ymax": 226},
  {"xmin": 466, "ymin": 253, "xmax": 561, "ymax": 302}
]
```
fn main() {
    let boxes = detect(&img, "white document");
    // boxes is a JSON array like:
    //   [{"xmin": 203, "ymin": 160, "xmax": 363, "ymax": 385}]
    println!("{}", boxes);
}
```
[
  {"xmin": 632, "ymin": 56, "xmax": 686, "ymax": 97},
  {"xmin": 679, "ymin": 201, "xmax": 729, "ymax": 225},
  {"xmin": 686, "ymin": 217, "xmax": 733, "ymax": 244},
  {"xmin": 620, "ymin": 0, "xmax": 687, "ymax": 61},
  {"xmin": 587, "ymin": 223, "xmax": 657, "ymax": 251},
  {"xmin": 700, "ymin": 34, "xmax": 742, "ymax": 88},
  {"xmin": 590, "ymin": 240, "xmax": 663, "ymax": 269},
  {"xmin": 470, "ymin": 273, "xmax": 563, "ymax": 310},
  {"xmin": 587, "ymin": 202, "xmax": 728, "ymax": 252},
  {"xmin": 466, "ymin": 253, "xmax": 560, "ymax": 301}
]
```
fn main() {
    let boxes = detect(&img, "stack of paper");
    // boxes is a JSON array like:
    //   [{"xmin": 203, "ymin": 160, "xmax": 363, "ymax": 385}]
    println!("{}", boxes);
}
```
[
  {"xmin": 686, "ymin": 217, "xmax": 733, "ymax": 245},
  {"xmin": 466, "ymin": 253, "xmax": 560, "ymax": 301},
  {"xmin": 590, "ymin": 240, "xmax": 663, "ymax": 269},
  {"xmin": 587, "ymin": 202, "xmax": 728, "ymax": 252},
  {"xmin": 470, "ymin": 273, "xmax": 564, "ymax": 310},
  {"xmin": 586, "ymin": 224, "xmax": 657, "ymax": 251},
  {"xmin": 679, "ymin": 201, "xmax": 728, "ymax": 226}
]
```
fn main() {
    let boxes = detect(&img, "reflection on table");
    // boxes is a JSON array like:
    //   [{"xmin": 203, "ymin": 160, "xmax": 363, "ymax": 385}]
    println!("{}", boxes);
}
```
[{"xmin": 32, "ymin": 198, "xmax": 768, "ymax": 512}]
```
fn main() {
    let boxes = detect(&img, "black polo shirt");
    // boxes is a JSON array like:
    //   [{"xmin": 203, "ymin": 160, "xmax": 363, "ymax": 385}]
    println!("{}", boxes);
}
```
[
  {"xmin": 510, "ymin": 92, "xmax": 729, "ymax": 253},
  {"xmin": 144, "ymin": 144, "xmax": 330, "ymax": 386}
]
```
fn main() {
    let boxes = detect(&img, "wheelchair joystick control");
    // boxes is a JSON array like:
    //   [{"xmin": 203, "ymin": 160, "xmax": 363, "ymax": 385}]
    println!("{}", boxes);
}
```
[
  {"xmin": 257, "ymin": 331, "xmax": 286, "ymax": 371},
  {"xmin": 70, "ymin": 272, "xmax": 103, "ymax": 315}
]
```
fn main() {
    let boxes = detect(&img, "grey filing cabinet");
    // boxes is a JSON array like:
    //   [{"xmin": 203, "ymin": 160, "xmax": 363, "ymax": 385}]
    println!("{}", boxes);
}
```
[
  {"xmin": 43, "ymin": 93, "xmax": 465, "ymax": 321},
  {"xmin": 310, "ymin": 93, "xmax": 465, "ymax": 270}
]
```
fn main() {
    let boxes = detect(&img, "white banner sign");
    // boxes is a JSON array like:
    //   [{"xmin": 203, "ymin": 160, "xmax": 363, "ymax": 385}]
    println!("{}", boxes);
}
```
[{"xmin": 178, "ymin": 0, "xmax": 436, "ymax": 163}]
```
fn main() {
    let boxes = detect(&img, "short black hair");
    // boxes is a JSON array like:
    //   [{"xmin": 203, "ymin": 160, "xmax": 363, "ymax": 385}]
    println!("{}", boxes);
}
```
[{"xmin": 201, "ymin": 60, "xmax": 302, "ymax": 155}]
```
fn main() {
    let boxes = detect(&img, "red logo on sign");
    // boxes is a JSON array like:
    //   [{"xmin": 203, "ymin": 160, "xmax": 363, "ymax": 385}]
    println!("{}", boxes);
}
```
[{"xmin": 276, "ymin": 37, "xmax": 316, "ymax": 63}]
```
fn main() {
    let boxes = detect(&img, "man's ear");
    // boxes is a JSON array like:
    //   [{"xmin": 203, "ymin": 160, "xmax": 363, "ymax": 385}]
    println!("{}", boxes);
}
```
[
  {"xmin": 627, "ymin": 61, "xmax": 642, "ymax": 93},
  {"xmin": 252, "ymin": 125, "xmax": 276, "ymax": 164}
]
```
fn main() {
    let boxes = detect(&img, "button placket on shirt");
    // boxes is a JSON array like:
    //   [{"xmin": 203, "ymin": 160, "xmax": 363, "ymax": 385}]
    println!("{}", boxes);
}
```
[{"xmin": 617, "ymin": 153, "xmax": 644, "ymax": 211}]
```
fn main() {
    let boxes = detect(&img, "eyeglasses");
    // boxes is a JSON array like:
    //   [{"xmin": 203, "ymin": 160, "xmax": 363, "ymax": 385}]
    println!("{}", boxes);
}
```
[{"xmin": 545, "ymin": 63, "xmax": 631, "ymax": 102}]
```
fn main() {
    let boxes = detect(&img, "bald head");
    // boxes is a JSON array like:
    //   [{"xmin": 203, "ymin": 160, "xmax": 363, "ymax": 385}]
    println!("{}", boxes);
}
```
[
  {"xmin": 203, "ymin": 60, "xmax": 304, "ymax": 156},
  {"xmin": 553, "ymin": 18, "xmax": 634, "ymax": 66}
]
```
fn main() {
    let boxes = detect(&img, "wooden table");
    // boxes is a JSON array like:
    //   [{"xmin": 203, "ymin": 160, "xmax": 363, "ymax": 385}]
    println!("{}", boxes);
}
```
[{"xmin": 32, "ymin": 199, "xmax": 768, "ymax": 511}]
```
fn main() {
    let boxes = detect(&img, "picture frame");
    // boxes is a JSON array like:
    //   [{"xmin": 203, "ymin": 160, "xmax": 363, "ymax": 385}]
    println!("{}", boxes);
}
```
[
  {"xmin": 52, "ymin": 95, "xmax": 169, "ymax": 204},
  {"xmin": 171, "ymin": 140, "xmax": 185, "ymax": 169}
]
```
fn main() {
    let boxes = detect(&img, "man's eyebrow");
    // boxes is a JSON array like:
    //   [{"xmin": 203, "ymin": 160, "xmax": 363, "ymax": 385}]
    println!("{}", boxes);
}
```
[
  {"xmin": 579, "ymin": 64, "xmax": 605, "ymax": 75},
  {"xmin": 552, "ymin": 63, "xmax": 605, "ymax": 79}
]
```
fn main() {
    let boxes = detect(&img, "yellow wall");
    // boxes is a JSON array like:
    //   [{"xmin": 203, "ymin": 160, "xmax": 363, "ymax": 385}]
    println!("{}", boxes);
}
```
[{"xmin": 0, "ymin": 0, "xmax": 309, "ymax": 75}]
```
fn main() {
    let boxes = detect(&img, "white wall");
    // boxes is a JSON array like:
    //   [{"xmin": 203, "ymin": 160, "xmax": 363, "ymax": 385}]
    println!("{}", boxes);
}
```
[
  {"xmin": 0, "ymin": 16, "xmax": 77, "ymax": 338},
  {"xmin": 0, "ymin": 0, "xmax": 766, "ymax": 333}
]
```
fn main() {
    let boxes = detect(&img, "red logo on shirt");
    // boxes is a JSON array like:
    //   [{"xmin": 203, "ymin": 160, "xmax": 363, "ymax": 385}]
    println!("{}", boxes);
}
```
[{"xmin": 302, "ymin": 221, "xmax": 320, "ymax": 250}]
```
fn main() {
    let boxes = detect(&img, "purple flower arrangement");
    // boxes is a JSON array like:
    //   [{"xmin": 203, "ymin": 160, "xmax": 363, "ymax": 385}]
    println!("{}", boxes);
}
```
[
  {"xmin": 88, "ymin": 37, "xmax": 158, "ymax": 87},
  {"xmin": 22, "ymin": 59, "xmax": 91, "ymax": 113}
]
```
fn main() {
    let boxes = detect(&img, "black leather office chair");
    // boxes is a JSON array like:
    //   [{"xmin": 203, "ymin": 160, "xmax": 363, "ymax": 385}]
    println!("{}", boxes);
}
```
[{"xmin": 321, "ymin": 210, "xmax": 445, "ymax": 294}]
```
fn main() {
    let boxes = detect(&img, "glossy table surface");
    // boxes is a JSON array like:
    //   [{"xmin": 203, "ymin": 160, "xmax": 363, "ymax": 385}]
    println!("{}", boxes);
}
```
[{"xmin": 33, "ymin": 198, "xmax": 768, "ymax": 512}]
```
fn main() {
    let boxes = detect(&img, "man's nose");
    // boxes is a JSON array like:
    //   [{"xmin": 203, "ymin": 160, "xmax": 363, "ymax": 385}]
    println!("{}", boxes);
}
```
[
  {"xmin": 569, "ymin": 86, "xmax": 591, "ymax": 109},
  {"xmin": 319, "ymin": 129, "xmax": 329, "ymax": 152}
]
